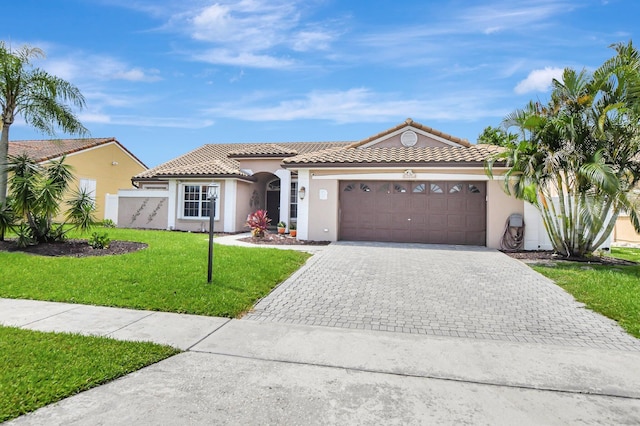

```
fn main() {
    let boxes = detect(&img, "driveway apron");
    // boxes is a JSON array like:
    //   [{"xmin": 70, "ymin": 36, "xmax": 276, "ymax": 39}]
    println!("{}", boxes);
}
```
[{"xmin": 245, "ymin": 241, "xmax": 640, "ymax": 351}]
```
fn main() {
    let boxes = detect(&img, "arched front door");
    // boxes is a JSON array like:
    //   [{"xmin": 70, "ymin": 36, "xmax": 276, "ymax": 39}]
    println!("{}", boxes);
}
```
[{"xmin": 266, "ymin": 178, "xmax": 280, "ymax": 225}]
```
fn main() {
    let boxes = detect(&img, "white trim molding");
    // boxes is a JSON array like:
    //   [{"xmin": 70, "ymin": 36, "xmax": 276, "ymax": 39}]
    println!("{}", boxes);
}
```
[
  {"xmin": 223, "ymin": 179, "xmax": 237, "ymax": 233},
  {"xmin": 275, "ymin": 169, "xmax": 291, "ymax": 228},
  {"xmin": 311, "ymin": 172, "xmax": 491, "ymax": 181},
  {"xmin": 167, "ymin": 181, "xmax": 177, "ymax": 229},
  {"xmin": 297, "ymin": 169, "xmax": 310, "ymax": 240}
]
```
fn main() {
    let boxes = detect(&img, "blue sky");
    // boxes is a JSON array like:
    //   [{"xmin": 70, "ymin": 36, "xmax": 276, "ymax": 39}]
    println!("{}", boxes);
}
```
[{"xmin": 4, "ymin": 0, "xmax": 638, "ymax": 167}]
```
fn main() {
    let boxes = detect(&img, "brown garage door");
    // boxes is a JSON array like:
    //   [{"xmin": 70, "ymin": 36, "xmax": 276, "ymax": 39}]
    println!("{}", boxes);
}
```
[{"xmin": 339, "ymin": 181, "xmax": 486, "ymax": 245}]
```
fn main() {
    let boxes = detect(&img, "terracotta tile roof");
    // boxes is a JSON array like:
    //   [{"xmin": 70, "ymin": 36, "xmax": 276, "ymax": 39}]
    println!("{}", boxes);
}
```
[
  {"xmin": 134, "ymin": 120, "xmax": 496, "ymax": 180},
  {"xmin": 228, "ymin": 144, "xmax": 300, "ymax": 157},
  {"xmin": 134, "ymin": 142, "xmax": 352, "ymax": 180},
  {"xmin": 283, "ymin": 144, "xmax": 503, "ymax": 166},
  {"xmin": 349, "ymin": 118, "xmax": 472, "ymax": 148},
  {"xmin": 8, "ymin": 137, "xmax": 147, "ymax": 167}
]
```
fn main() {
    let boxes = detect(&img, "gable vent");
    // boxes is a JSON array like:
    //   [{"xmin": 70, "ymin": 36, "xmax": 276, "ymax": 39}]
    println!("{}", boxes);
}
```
[{"xmin": 401, "ymin": 130, "xmax": 418, "ymax": 147}]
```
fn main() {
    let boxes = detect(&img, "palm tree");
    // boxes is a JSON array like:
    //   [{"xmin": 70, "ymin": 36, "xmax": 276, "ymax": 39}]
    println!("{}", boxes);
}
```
[
  {"xmin": 486, "ymin": 41, "xmax": 640, "ymax": 257},
  {"xmin": 8, "ymin": 154, "xmax": 96, "ymax": 245},
  {"xmin": 0, "ymin": 42, "xmax": 88, "ymax": 204}
]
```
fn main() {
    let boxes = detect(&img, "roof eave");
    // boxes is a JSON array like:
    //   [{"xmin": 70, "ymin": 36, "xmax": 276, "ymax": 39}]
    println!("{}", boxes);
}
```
[
  {"xmin": 227, "ymin": 154, "xmax": 296, "ymax": 159},
  {"xmin": 134, "ymin": 173, "xmax": 257, "ymax": 182},
  {"xmin": 283, "ymin": 161, "xmax": 490, "ymax": 169}
]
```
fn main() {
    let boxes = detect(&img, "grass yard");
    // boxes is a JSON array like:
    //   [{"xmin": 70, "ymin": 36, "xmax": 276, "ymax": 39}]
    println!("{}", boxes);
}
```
[
  {"xmin": 610, "ymin": 246, "xmax": 640, "ymax": 263},
  {"xmin": 532, "ymin": 247, "xmax": 640, "ymax": 338},
  {"xmin": 0, "ymin": 228, "xmax": 310, "ymax": 317},
  {"xmin": 0, "ymin": 326, "xmax": 179, "ymax": 422}
]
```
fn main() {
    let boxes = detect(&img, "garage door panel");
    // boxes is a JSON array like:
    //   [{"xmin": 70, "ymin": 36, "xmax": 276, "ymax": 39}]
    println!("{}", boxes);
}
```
[
  {"xmin": 392, "ymin": 230, "xmax": 412, "ymax": 242},
  {"xmin": 429, "ymin": 214, "xmax": 447, "ymax": 227},
  {"xmin": 428, "ymin": 197, "xmax": 446, "ymax": 210},
  {"xmin": 340, "ymin": 181, "xmax": 486, "ymax": 245},
  {"xmin": 447, "ymin": 198, "xmax": 465, "ymax": 211},
  {"xmin": 447, "ymin": 215, "xmax": 466, "ymax": 228},
  {"xmin": 411, "ymin": 215, "xmax": 426, "ymax": 226},
  {"xmin": 428, "ymin": 230, "xmax": 448, "ymax": 244},
  {"xmin": 466, "ymin": 215, "xmax": 484, "ymax": 230}
]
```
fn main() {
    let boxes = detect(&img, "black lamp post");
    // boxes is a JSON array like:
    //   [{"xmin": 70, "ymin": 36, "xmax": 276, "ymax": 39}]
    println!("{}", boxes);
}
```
[{"xmin": 207, "ymin": 183, "xmax": 219, "ymax": 283}]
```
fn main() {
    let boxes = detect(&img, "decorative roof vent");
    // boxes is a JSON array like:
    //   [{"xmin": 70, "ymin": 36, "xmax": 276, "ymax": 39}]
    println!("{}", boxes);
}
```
[{"xmin": 400, "ymin": 130, "xmax": 418, "ymax": 147}]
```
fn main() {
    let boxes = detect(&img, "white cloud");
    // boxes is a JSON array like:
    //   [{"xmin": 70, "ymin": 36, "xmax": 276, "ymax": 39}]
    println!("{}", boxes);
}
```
[
  {"xmin": 78, "ymin": 112, "xmax": 111, "ymax": 124},
  {"xmin": 108, "ymin": 115, "xmax": 214, "ymax": 129},
  {"xmin": 193, "ymin": 49, "xmax": 294, "ymax": 69},
  {"xmin": 205, "ymin": 88, "xmax": 508, "ymax": 123},
  {"xmin": 461, "ymin": 1, "xmax": 577, "ymax": 34},
  {"xmin": 44, "ymin": 56, "xmax": 162, "ymax": 83},
  {"xmin": 514, "ymin": 67, "xmax": 564, "ymax": 94},
  {"xmin": 164, "ymin": 0, "xmax": 337, "ymax": 68}
]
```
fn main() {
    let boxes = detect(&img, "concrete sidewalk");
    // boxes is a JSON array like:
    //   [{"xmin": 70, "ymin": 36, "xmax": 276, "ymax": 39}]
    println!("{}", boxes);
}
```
[
  {"xmin": 0, "ymin": 298, "xmax": 229, "ymax": 350},
  {"xmin": 3, "ymin": 298, "xmax": 640, "ymax": 425}
]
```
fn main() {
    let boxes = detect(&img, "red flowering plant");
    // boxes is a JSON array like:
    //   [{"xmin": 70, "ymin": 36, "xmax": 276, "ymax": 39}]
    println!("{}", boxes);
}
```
[{"xmin": 246, "ymin": 209, "xmax": 271, "ymax": 238}]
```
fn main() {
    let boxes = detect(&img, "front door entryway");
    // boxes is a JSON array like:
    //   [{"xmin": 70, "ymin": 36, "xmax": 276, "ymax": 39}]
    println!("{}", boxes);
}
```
[{"xmin": 266, "ymin": 179, "xmax": 280, "ymax": 225}]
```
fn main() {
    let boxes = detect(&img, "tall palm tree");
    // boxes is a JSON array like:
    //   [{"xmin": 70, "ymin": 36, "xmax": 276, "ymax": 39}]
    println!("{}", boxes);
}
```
[
  {"xmin": 487, "ymin": 41, "xmax": 640, "ymax": 257},
  {"xmin": 0, "ymin": 42, "xmax": 88, "ymax": 204}
]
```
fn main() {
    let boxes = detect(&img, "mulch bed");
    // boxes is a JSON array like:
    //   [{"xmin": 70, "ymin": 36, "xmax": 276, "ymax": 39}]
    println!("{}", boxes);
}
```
[
  {"xmin": 0, "ymin": 239, "xmax": 147, "ymax": 258},
  {"xmin": 502, "ymin": 250, "xmax": 637, "ymax": 266},
  {"xmin": 238, "ymin": 233, "xmax": 330, "ymax": 246}
]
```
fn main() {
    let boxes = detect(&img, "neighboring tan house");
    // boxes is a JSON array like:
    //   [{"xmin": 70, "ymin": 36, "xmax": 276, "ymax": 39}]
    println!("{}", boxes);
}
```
[
  {"xmin": 117, "ymin": 118, "xmax": 630, "ymax": 248},
  {"xmin": 8, "ymin": 137, "xmax": 147, "ymax": 221}
]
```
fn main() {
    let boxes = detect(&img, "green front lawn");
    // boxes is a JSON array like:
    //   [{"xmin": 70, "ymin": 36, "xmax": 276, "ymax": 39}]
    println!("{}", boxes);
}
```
[
  {"xmin": 532, "ymin": 248, "xmax": 640, "ymax": 338},
  {"xmin": 610, "ymin": 246, "xmax": 640, "ymax": 263},
  {"xmin": 0, "ymin": 228, "xmax": 310, "ymax": 317},
  {"xmin": 0, "ymin": 326, "xmax": 179, "ymax": 422}
]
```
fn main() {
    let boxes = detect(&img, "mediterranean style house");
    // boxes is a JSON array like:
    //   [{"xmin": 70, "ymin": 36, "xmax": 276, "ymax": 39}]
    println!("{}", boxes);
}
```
[
  {"xmin": 8, "ymin": 137, "xmax": 147, "ymax": 221},
  {"xmin": 119, "ymin": 118, "xmax": 529, "ymax": 248},
  {"xmin": 115, "ymin": 118, "xmax": 640, "ymax": 247}
]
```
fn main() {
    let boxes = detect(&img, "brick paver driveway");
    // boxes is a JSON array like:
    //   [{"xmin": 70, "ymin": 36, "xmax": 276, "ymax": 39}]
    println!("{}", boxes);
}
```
[{"xmin": 245, "ymin": 242, "xmax": 640, "ymax": 351}]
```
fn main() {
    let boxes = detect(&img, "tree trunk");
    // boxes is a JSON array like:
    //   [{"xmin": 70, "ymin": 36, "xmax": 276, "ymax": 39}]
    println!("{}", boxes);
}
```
[{"xmin": 0, "ymin": 123, "xmax": 8, "ymax": 204}]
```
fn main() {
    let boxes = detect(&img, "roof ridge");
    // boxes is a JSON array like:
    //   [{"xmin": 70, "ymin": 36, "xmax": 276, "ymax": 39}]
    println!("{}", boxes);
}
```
[{"xmin": 348, "ymin": 118, "xmax": 471, "ymax": 148}]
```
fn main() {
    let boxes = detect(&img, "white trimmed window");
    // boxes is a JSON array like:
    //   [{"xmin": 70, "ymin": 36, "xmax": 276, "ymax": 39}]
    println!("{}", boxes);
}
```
[
  {"xmin": 179, "ymin": 184, "xmax": 220, "ymax": 219},
  {"xmin": 79, "ymin": 178, "xmax": 97, "ymax": 204},
  {"xmin": 290, "ymin": 180, "xmax": 298, "ymax": 221}
]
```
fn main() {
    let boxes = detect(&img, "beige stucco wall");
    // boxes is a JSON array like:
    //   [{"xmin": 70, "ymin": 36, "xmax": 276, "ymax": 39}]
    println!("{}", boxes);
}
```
[
  {"xmin": 236, "ymin": 180, "xmax": 257, "ymax": 233},
  {"xmin": 61, "ymin": 142, "xmax": 145, "ymax": 220},
  {"xmin": 302, "ymin": 167, "xmax": 524, "ymax": 248},
  {"xmin": 236, "ymin": 158, "xmax": 283, "ymax": 174},
  {"xmin": 486, "ymin": 180, "xmax": 524, "ymax": 249},
  {"xmin": 614, "ymin": 216, "xmax": 640, "ymax": 243},
  {"xmin": 118, "ymin": 197, "xmax": 168, "ymax": 229},
  {"xmin": 307, "ymin": 178, "xmax": 340, "ymax": 241}
]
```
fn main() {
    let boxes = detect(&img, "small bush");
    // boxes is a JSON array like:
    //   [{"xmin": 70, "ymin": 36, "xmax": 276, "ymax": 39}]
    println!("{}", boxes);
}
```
[
  {"xmin": 0, "ymin": 200, "xmax": 15, "ymax": 241},
  {"xmin": 15, "ymin": 224, "xmax": 34, "ymax": 248},
  {"xmin": 246, "ymin": 210, "xmax": 271, "ymax": 238},
  {"xmin": 88, "ymin": 232, "xmax": 111, "ymax": 249},
  {"xmin": 102, "ymin": 219, "xmax": 116, "ymax": 228}
]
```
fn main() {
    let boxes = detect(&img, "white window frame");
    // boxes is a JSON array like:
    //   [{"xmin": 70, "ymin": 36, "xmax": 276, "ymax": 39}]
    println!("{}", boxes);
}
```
[
  {"xmin": 178, "ymin": 183, "xmax": 220, "ymax": 220},
  {"xmin": 289, "ymin": 179, "xmax": 298, "ymax": 223},
  {"xmin": 79, "ymin": 178, "xmax": 97, "ymax": 204}
]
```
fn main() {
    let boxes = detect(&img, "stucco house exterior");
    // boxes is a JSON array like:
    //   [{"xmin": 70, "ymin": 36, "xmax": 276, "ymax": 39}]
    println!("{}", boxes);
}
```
[
  {"xmin": 117, "ymin": 118, "xmax": 636, "ymax": 248},
  {"xmin": 8, "ymin": 137, "xmax": 147, "ymax": 221},
  {"xmin": 119, "ymin": 119, "xmax": 529, "ymax": 248}
]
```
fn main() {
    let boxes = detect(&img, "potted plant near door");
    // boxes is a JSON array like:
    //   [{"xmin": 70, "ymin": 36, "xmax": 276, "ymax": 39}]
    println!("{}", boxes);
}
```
[
  {"xmin": 289, "ymin": 222, "xmax": 297, "ymax": 238},
  {"xmin": 277, "ymin": 221, "xmax": 287, "ymax": 234}
]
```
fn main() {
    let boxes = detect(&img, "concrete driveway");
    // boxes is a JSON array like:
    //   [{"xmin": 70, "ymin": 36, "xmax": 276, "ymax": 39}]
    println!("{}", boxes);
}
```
[{"xmin": 246, "ymin": 241, "xmax": 640, "ymax": 351}]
